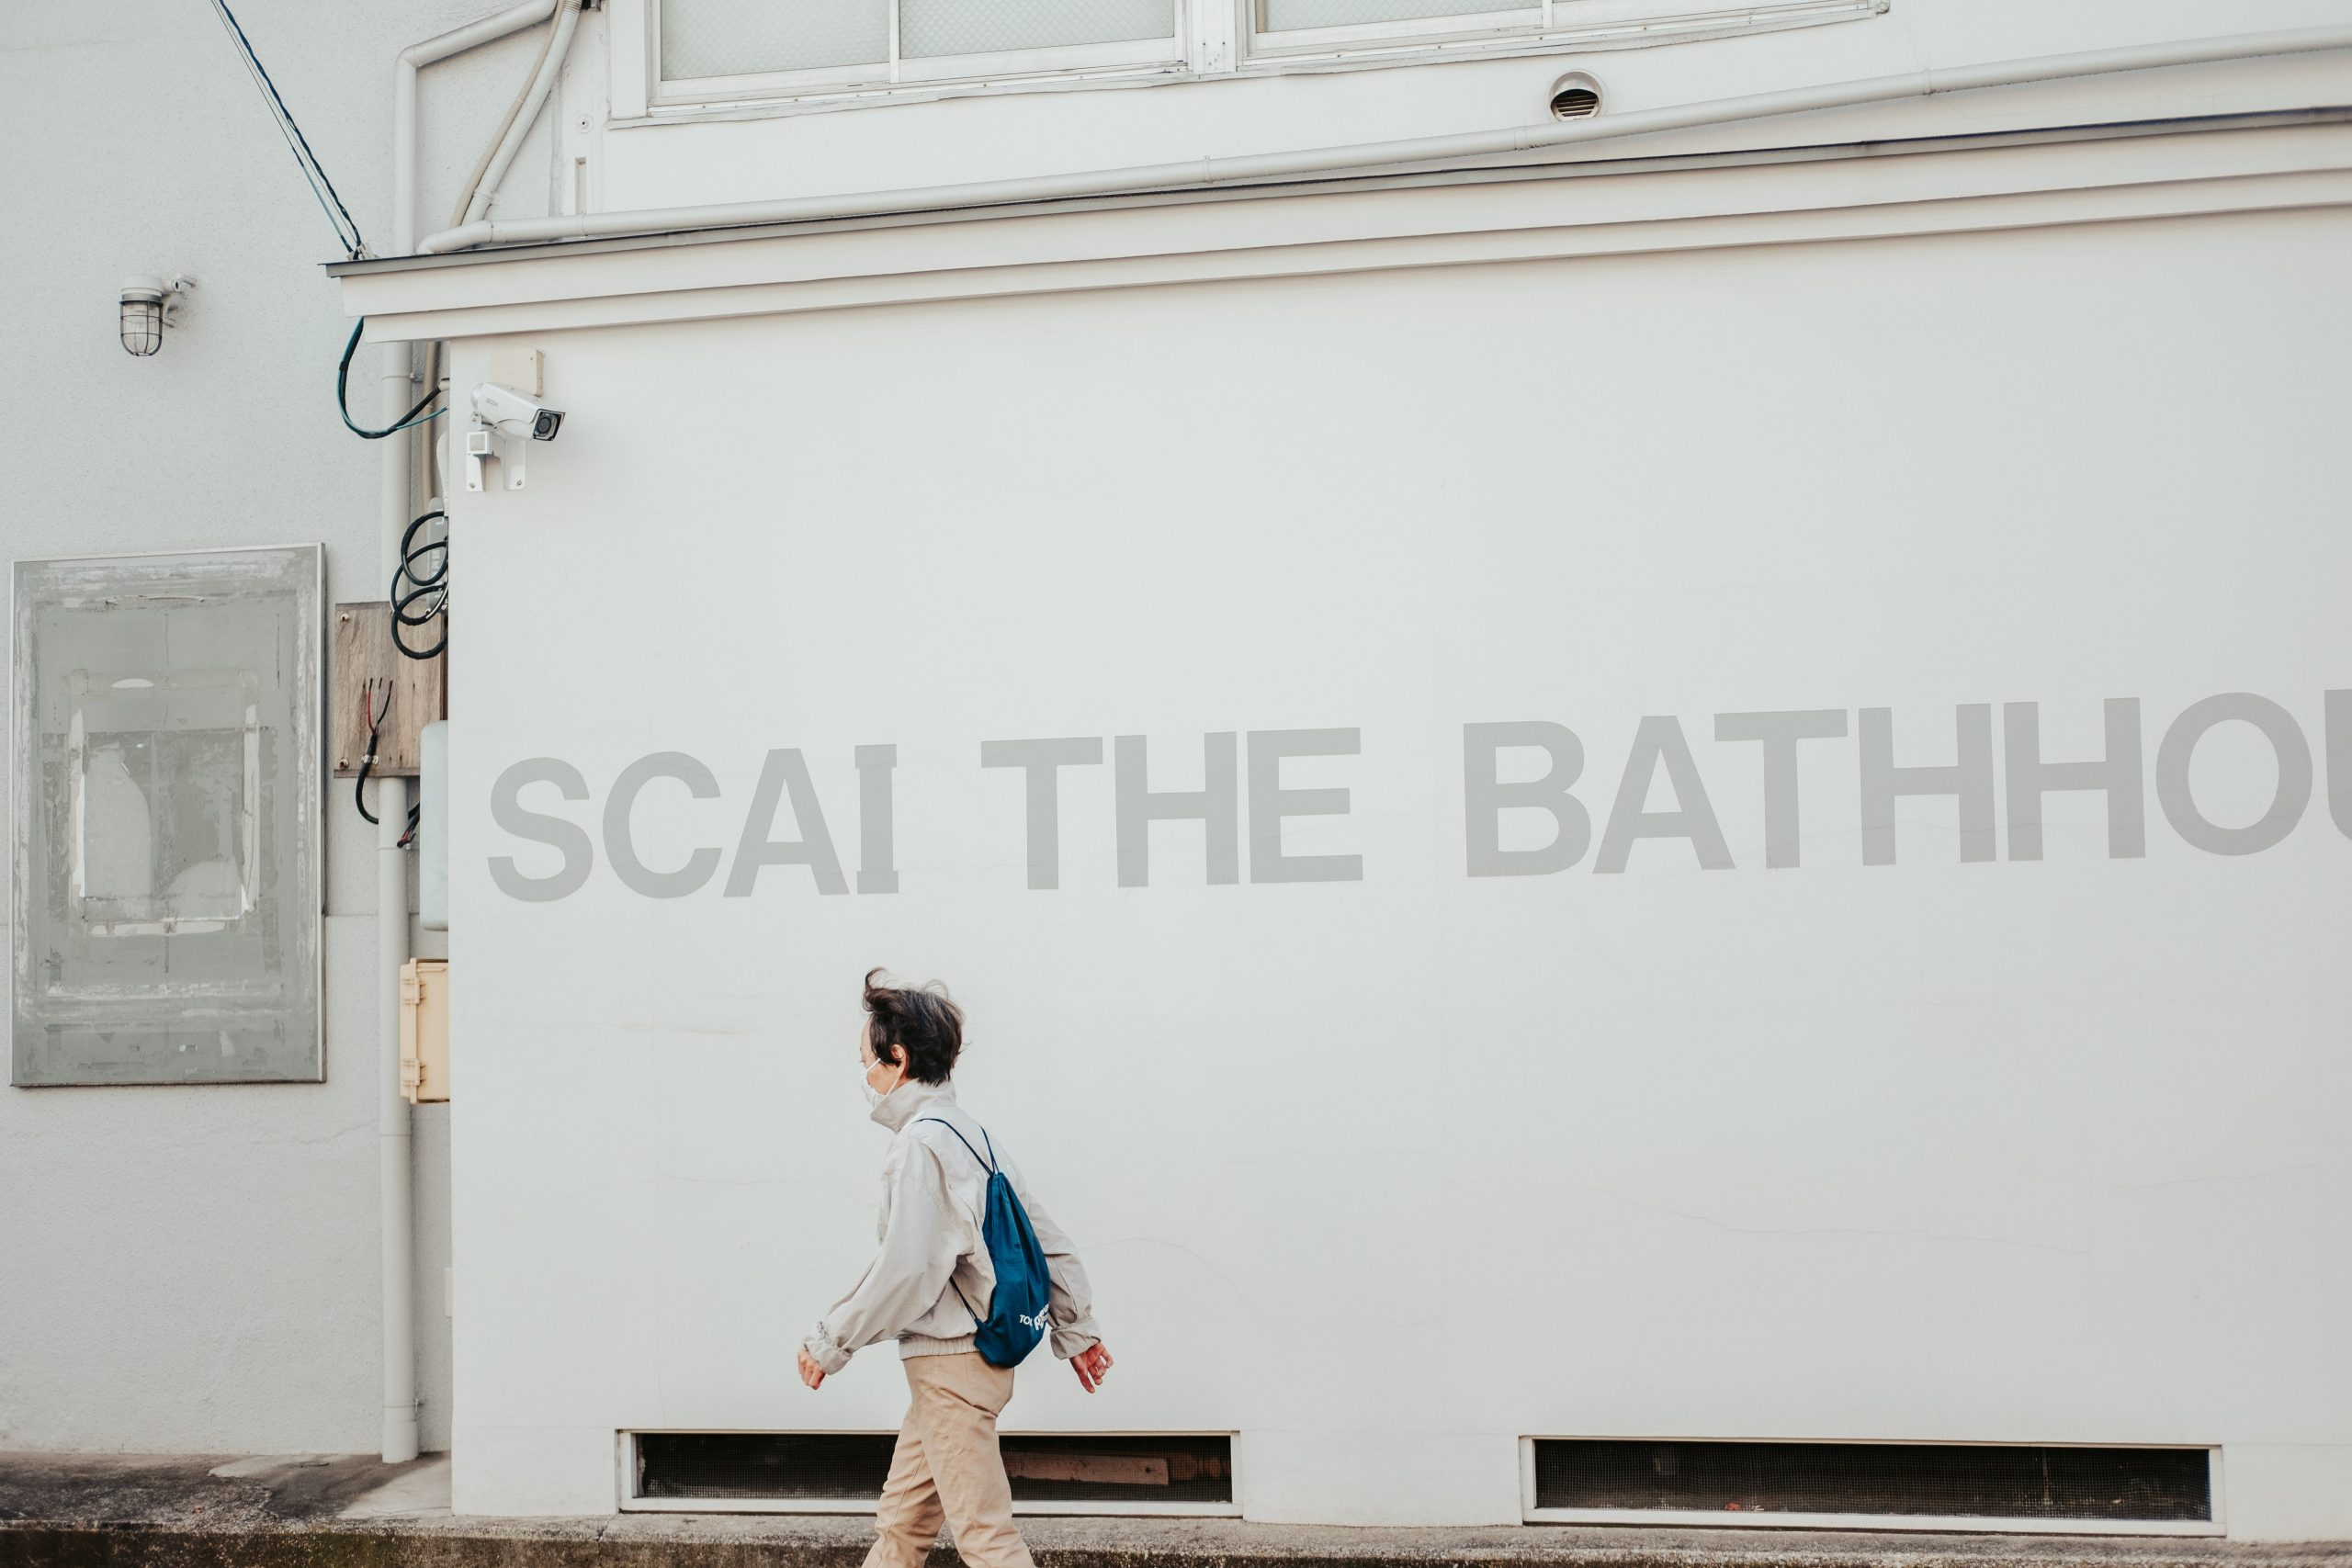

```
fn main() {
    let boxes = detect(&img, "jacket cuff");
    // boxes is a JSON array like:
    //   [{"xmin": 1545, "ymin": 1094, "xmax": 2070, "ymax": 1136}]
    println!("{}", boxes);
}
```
[
  {"xmin": 805, "ymin": 1321, "xmax": 853, "ymax": 1376},
  {"xmin": 1050, "ymin": 1316, "xmax": 1102, "ymax": 1359}
]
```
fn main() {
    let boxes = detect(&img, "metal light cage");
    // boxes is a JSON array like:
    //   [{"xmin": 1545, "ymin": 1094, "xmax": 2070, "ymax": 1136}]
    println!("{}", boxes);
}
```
[{"xmin": 119, "ymin": 284, "xmax": 164, "ymax": 356}]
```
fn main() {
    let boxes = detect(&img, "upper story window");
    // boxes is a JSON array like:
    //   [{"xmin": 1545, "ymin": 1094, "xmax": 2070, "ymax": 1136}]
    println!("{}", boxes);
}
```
[
  {"xmin": 1250, "ymin": 0, "xmax": 1879, "ymax": 62},
  {"xmin": 1259, "ymin": 0, "xmax": 1548, "ymax": 55},
  {"xmin": 650, "ymin": 0, "xmax": 1881, "ymax": 108},
  {"xmin": 658, "ymin": 0, "xmax": 1186, "ymax": 98}
]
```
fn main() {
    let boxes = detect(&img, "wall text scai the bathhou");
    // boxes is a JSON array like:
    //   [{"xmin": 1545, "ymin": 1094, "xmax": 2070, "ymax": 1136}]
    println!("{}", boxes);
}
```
[{"xmin": 485, "ymin": 692, "xmax": 2352, "ymax": 899}]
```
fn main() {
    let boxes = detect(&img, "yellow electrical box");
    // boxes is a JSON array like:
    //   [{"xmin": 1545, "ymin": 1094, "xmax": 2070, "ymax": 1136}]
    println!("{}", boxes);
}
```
[{"xmin": 400, "ymin": 958, "xmax": 449, "ymax": 1104}]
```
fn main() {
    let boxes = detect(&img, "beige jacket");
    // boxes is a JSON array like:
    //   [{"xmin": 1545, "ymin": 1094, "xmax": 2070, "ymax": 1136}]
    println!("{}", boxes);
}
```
[{"xmin": 803, "ymin": 1077, "xmax": 1102, "ymax": 1375}]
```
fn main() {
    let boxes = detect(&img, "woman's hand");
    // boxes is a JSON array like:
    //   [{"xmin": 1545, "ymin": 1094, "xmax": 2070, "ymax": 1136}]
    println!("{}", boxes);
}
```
[
  {"xmin": 797, "ymin": 1347, "xmax": 826, "ymax": 1390},
  {"xmin": 1071, "ymin": 1343, "xmax": 1113, "ymax": 1392}
]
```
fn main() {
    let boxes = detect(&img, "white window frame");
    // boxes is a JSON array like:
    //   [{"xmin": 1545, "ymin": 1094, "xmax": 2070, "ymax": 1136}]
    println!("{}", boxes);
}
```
[
  {"xmin": 647, "ymin": 0, "xmax": 1197, "ymax": 109},
  {"xmin": 621, "ymin": 0, "xmax": 1880, "ymax": 116},
  {"xmin": 1245, "ymin": 0, "xmax": 1882, "ymax": 66}
]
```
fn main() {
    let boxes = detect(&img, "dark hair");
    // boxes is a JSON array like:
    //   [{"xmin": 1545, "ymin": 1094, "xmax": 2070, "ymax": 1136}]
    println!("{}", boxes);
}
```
[{"xmin": 862, "ymin": 966, "xmax": 964, "ymax": 1085}]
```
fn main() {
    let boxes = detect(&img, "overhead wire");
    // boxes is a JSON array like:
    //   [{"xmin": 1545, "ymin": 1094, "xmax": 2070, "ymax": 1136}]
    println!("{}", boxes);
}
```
[
  {"xmin": 202, "ymin": 0, "xmax": 451, "ymax": 437},
  {"xmin": 205, "ymin": 0, "xmax": 367, "ymax": 259}
]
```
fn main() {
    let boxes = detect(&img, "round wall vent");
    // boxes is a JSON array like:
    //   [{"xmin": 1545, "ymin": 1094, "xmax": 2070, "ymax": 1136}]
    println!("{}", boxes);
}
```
[{"xmin": 1549, "ymin": 72, "xmax": 1602, "ymax": 120}]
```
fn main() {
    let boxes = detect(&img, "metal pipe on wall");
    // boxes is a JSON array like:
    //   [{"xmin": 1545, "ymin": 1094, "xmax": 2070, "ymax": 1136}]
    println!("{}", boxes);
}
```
[
  {"xmin": 376, "ymin": 773, "xmax": 414, "ymax": 1462},
  {"xmin": 413, "ymin": 21, "xmax": 2352, "ymax": 255},
  {"xmin": 379, "ymin": 0, "xmax": 565, "ymax": 1465},
  {"xmin": 464, "ymin": 1, "xmax": 584, "ymax": 228}
]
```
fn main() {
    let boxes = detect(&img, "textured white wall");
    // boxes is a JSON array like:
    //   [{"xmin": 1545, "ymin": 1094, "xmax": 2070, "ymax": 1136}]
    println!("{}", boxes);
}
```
[
  {"xmin": 437, "ymin": 206, "xmax": 2351, "ymax": 1529},
  {"xmin": 0, "ymin": 0, "xmax": 567, "ymax": 1455},
  {"xmin": 8, "ymin": 0, "xmax": 2351, "ymax": 1523}
]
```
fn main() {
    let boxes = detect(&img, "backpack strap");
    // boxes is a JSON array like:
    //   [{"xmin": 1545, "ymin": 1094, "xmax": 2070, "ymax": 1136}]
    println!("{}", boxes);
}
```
[
  {"xmin": 915, "ymin": 1116, "xmax": 991, "ymax": 1335},
  {"xmin": 915, "ymin": 1115, "xmax": 996, "ymax": 1174}
]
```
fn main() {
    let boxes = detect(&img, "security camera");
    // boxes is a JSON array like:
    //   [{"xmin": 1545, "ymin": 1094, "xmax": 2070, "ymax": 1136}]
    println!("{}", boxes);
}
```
[
  {"xmin": 470, "ymin": 381, "xmax": 564, "ymax": 441},
  {"xmin": 464, "ymin": 381, "xmax": 563, "ymax": 492}
]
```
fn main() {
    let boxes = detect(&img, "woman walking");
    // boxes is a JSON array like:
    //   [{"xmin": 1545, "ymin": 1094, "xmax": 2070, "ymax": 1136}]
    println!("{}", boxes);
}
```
[{"xmin": 798, "ymin": 967, "xmax": 1114, "ymax": 1568}]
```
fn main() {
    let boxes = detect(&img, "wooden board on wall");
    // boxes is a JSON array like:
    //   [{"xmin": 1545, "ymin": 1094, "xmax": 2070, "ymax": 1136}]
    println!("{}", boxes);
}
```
[{"xmin": 333, "ymin": 601, "xmax": 446, "ymax": 778}]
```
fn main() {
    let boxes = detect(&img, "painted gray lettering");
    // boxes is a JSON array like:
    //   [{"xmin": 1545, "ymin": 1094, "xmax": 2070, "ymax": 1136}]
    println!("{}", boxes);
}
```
[
  {"xmin": 489, "ymin": 757, "xmax": 594, "ymax": 901},
  {"xmin": 1462, "ymin": 721, "xmax": 1589, "ymax": 876},
  {"xmin": 604, "ymin": 751, "xmax": 722, "ymax": 898},
  {"xmin": 2154, "ymin": 693, "xmax": 2311, "ymax": 855},
  {"xmin": 1713, "ymin": 709, "xmax": 1847, "ymax": 869},
  {"xmin": 1596, "ymin": 716, "xmax": 1733, "ymax": 874},
  {"xmin": 980, "ymin": 737, "xmax": 1104, "ymax": 890},
  {"xmin": 1860, "ymin": 704, "xmax": 1996, "ymax": 864},
  {"xmin": 2327, "ymin": 690, "xmax": 2352, "ymax": 841},
  {"xmin": 1114, "ymin": 733, "xmax": 1239, "ymax": 887},
  {"xmin": 1246, "ymin": 728, "xmax": 1363, "ymax": 884},
  {"xmin": 2004, "ymin": 699, "xmax": 2144, "ymax": 860},
  {"xmin": 723, "ymin": 748, "xmax": 849, "ymax": 897},
  {"xmin": 854, "ymin": 744, "xmax": 899, "ymax": 895}
]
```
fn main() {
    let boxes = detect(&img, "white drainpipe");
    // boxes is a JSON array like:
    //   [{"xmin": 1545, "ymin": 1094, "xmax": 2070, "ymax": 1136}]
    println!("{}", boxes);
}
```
[
  {"xmin": 379, "ymin": 0, "xmax": 562, "ymax": 1466},
  {"xmin": 463, "ymin": 1, "xmax": 584, "ymax": 228},
  {"xmin": 414, "ymin": 21, "xmax": 2352, "ymax": 254}
]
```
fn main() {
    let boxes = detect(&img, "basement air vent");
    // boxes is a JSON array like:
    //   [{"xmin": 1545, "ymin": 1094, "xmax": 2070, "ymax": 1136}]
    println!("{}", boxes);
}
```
[
  {"xmin": 1529, "ymin": 1440, "xmax": 2213, "ymax": 1527},
  {"xmin": 1549, "ymin": 73, "xmax": 1602, "ymax": 120},
  {"xmin": 628, "ymin": 1432, "xmax": 1234, "ymax": 1513}
]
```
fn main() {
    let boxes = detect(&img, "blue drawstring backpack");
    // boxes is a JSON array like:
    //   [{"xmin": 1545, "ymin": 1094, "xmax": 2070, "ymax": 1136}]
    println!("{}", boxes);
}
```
[{"xmin": 916, "ymin": 1117, "xmax": 1052, "ymax": 1368}]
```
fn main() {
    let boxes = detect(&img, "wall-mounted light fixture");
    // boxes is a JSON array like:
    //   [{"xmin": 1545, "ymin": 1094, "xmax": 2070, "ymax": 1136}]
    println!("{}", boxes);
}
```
[{"xmin": 119, "ymin": 275, "xmax": 196, "ymax": 356}]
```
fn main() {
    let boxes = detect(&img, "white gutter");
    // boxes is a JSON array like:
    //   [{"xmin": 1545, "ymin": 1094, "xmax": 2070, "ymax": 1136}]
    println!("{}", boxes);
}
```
[
  {"xmin": 415, "ymin": 21, "xmax": 2352, "ymax": 255},
  {"xmin": 461, "ymin": 0, "xmax": 584, "ymax": 227},
  {"xmin": 378, "ymin": 0, "xmax": 564, "ymax": 1466},
  {"xmin": 397, "ymin": 0, "xmax": 559, "ymax": 254}
]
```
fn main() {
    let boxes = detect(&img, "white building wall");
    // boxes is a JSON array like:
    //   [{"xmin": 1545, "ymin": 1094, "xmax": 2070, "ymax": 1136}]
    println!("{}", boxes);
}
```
[
  {"xmin": 7, "ymin": 0, "xmax": 2349, "ymax": 1539},
  {"xmin": 431, "ymin": 199, "xmax": 2351, "ymax": 1529},
  {"xmin": 0, "ymin": 0, "xmax": 574, "ymax": 1456}
]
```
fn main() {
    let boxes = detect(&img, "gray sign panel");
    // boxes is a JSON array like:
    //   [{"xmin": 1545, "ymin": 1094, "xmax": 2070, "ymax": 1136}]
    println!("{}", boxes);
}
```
[{"xmin": 12, "ymin": 546, "xmax": 322, "ymax": 1086}]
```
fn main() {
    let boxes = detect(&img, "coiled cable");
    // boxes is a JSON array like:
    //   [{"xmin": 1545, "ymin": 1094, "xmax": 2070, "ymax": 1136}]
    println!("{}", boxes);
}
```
[{"xmin": 393, "ymin": 509, "xmax": 448, "ymax": 660}]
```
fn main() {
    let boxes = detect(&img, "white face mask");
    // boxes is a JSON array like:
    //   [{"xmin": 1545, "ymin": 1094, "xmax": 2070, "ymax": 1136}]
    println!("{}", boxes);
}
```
[{"xmin": 861, "ymin": 1052, "xmax": 900, "ymax": 1109}]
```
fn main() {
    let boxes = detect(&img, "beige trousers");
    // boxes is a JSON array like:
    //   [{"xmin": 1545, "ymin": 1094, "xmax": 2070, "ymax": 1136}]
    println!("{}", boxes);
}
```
[{"xmin": 863, "ymin": 1351, "xmax": 1035, "ymax": 1568}]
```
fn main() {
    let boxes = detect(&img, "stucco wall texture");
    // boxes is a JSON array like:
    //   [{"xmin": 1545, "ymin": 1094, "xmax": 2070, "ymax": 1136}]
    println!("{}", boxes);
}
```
[{"xmin": 0, "ymin": 0, "xmax": 561, "ymax": 1454}]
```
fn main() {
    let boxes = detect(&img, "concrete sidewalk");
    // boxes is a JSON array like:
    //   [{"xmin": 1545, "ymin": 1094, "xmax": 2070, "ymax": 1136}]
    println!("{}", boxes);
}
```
[{"xmin": 3, "ymin": 1451, "xmax": 2346, "ymax": 1568}]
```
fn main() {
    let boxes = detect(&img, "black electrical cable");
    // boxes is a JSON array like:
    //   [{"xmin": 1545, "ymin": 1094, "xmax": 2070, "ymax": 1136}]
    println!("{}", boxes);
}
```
[
  {"xmin": 207, "ymin": 0, "xmax": 367, "ymax": 259},
  {"xmin": 393, "ymin": 510, "xmax": 449, "ymax": 660},
  {"xmin": 354, "ymin": 679, "xmax": 390, "ymax": 824},
  {"xmin": 338, "ymin": 320, "xmax": 446, "ymax": 438},
  {"xmin": 202, "ymin": 1, "xmax": 446, "ymax": 445},
  {"xmin": 353, "ymin": 678, "xmax": 424, "ymax": 844}
]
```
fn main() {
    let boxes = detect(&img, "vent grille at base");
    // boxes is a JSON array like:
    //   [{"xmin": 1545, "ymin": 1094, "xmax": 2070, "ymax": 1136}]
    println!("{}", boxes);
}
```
[
  {"xmin": 1532, "ymin": 1440, "xmax": 2211, "ymax": 1521},
  {"xmin": 637, "ymin": 1433, "xmax": 1233, "ymax": 1505}
]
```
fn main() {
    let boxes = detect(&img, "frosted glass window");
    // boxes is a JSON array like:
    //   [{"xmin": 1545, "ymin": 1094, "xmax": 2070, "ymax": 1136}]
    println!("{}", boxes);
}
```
[
  {"xmin": 900, "ymin": 0, "xmax": 1173, "ymax": 58},
  {"xmin": 662, "ymin": 0, "xmax": 889, "ymax": 78},
  {"xmin": 12, "ymin": 547, "xmax": 322, "ymax": 1087},
  {"xmin": 1262, "ymin": 0, "xmax": 1532, "ymax": 28}
]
